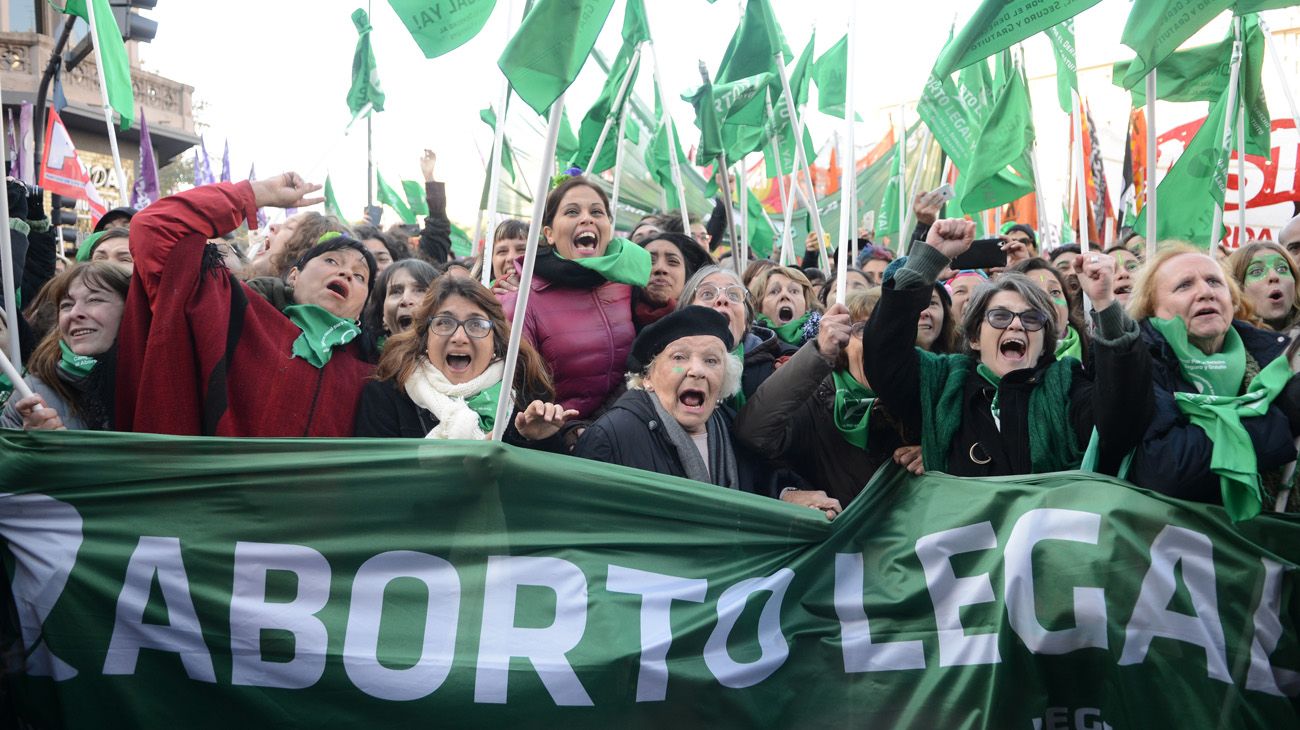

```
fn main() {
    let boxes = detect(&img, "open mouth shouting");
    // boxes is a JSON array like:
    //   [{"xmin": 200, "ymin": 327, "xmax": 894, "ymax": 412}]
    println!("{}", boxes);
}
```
[
  {"xmin": 326, "ymin": 279, "xmax": 350, "ymax": 300},
  {"xmin": 776, "ymin": 303, "xmax": 796, "ymax": 324},
  {"xmin": 397, "ymin": 313, "xmax": 414, "ymax": 331},
  {"xmin": 998, "ymin": 335, "xmax": 1029, "ymax": 364},
  {"xmin": 677, "ymin": 387, "xmax": 708, "ymax": 414},
  {"xmin": 444, "ymin": 351, "xmax": 474, "ymax": 374},
  {"xmin": 1114, "ymin": 283, "xmax": 1132, "ymax": 299},
  {"xmin": 1190, "ymin": 304, "xmax": 1222, "ymax": 324},
  {"xmin": 572, "ymin": 230, "xmax": 601, "ymax": 256}
]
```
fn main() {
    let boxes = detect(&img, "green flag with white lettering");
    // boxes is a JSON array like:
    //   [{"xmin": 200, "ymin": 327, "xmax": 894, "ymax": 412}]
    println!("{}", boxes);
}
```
[
  {"xmin": 932, "ymin": 0, "xmax": 1101, "ymax": 80},
  {"xmin": 61, "ymin": 0, "xmax": 135, "ymax": 130},
  {"xmin": 346, "ymin": 8, "xmax": 385, "ymax": 123},
  {"xmin": 377, "ymin": 170, "xmax": 415, "ymax": 225},
  {"xmin": 498, "ymin": 0, "xmax": 616, "ymax": 115},
  {"xmin": 686, "ymin": 72, "xmax": 775, "ymax": 165},
  {"xmin": 8, "ymin": 431, "xmax": 1300, "ymax": 727},
  {"xmin": 960, "ymin": 65, "xmax": 1036, "ymax": 212},
  {"xmin": 1117, "ymin": 0, "xmax": 1278, "ymax": 88},
  {"xmin": 386, "ymin": 0, "xmax": 497, "ymax": 58},
  {"xmin": 1046, "ymin": 20, "xmax": 1078, "ymax": 114},
  {"xmin": 876, "ymin": 135, "xmax": 904, "ymax": 246},
  {"xmin": 1133, "ymin": 83, "xmax": 1235, "ymax": 248}
]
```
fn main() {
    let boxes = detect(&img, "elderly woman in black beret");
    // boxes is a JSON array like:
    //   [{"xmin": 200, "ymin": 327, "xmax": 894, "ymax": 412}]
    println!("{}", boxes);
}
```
[{"xmin": 575, "ymin": 306, "xmax": 839, "ymax": 518}]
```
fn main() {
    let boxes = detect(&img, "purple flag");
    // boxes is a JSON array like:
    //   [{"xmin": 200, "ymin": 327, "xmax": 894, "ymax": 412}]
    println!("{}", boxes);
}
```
[
  {"xmin": 250, "ymin": 163, "xmax": 267, "ymax": 228},
  {"xmin": 220, "ymin": 139, "xmax": 231, "ymax": 183},
  {"xmin": 193, "ymin": 136, "xmax": 215, "ymax": 187},
  {"xmin": 18, "ymin": 102, "xmax": 33, "ymax": 184},
  {"xmin": 131, "ymin": 109, "xmax": 160, "ymax": 209}
]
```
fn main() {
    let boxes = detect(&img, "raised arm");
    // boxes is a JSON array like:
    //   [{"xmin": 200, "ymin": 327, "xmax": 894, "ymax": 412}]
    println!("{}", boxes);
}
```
[{"xmin": 417, "ymin": 150, "xmax": 452, "ymax": 264}]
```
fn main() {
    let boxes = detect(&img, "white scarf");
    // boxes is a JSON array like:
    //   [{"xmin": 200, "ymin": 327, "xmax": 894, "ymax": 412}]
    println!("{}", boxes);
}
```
[{"xmin": 403, "ymin": 358, "xmax": 504, "ymax": 440}]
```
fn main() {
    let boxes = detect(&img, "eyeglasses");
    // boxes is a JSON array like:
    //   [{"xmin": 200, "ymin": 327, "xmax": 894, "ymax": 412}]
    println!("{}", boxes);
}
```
[
  {"xmin": 429, "ymin": 315, "xmax": 493, "ymax": 338},
  {"xmin": 696, "ymin": 284, "xmax": 748, "ymax": 304},
  {"xmin": 984, "ymin": 308, "xmax": 1049, "ymax": 332}
]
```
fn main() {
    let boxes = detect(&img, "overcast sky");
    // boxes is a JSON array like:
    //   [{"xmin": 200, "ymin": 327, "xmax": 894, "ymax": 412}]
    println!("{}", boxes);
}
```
[{"xmin": 135, "ymin": 0, "xmax": 1300, "ymax": 234}]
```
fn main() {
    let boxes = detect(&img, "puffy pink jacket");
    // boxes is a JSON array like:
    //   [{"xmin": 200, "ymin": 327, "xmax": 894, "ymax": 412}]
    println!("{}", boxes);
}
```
[{"xmin": 501, "ymin": 273, "xmax": 634, "ymax": 419}]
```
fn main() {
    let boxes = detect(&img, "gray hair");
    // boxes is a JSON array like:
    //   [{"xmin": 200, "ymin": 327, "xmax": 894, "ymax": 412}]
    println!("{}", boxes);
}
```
[
  {"xmin": 961, "ymin": 272, "xmax": 1060, "ymax": 358},
  {"xmin": 626, "ymin": 351, "xmax": 744, "ymax": 400},
  {"xmin": 678, "ymin": 265, "xmax": 755, "ymax": 331}
]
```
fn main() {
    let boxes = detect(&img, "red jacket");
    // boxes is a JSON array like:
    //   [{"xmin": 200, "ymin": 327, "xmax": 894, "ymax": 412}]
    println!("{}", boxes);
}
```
[
  {"xmin": 115, "ymin": 182, "xmax": 372, "ymax": 437},
  {"xmin": 500, "ymin": 270, "xmax": 633, "ymax": 419}
]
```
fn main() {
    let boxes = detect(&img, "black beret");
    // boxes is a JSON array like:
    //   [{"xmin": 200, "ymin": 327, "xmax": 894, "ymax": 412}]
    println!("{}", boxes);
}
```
[{"xmin": 627, "ymin": 305, "xmax": 734, "ymax": 372}]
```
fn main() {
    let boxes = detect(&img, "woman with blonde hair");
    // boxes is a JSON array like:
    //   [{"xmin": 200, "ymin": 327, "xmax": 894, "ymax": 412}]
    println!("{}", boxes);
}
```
[
  {"xmin": 355, "ymin": 275, "xmax": 574, "ymax": 446},
  {"xmin": 746, "ymin": 265, "xmax": 823, "ymax": 347}
]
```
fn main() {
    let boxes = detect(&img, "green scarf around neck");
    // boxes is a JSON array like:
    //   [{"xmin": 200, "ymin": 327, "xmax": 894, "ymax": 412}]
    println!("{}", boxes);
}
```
[
  {"xmin": 756, "ymin": 311, "xmax": 812, "ymax": 346},
  {"xmin": 1055, "ymin": 325, "xmax": 1083, "ymax": 362},
  {"xmin": 1168, "ymin": 351, "xmax": 1294, "ymax": 521},
  {"xmin": 564, "ymin": 237, "xmax": 652, "ymax": 286},
  {"xmin": 285, "ymin": 304, "xmax": 361, "ymax": 369},
  {"xmin": 465, "ymin": 380, "xmax": 503, "ymax": 432},
  {"xmin": 918, "ymin": 351, "xmax": 1082, "ymax": 473},
  {"xmin": 832, "ymin": 369, "xmax": 876, "ymax": 449},
  {"xmin": 58, "ymin": 340, "xmax": 98, "ymax": 378},
  {"xmin": 1148, "ymin": 316, "xmax": 1245, "ymax": 396}
]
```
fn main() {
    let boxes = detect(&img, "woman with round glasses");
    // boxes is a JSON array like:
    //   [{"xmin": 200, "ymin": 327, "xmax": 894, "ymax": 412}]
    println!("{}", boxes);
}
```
[
  {"xmin": 1125, "ymin": 244, "xmax": 1300, "ymax": 511},
  {"xmin": 354, "ymin": 276, "xmax": 575, "ymax": 446},
  {"xmin": 678, "ymin": 265, "xmax": 795, "ymax": 406},
  {"xmin": 861, "ymin": 220, "xmax": 1151, "ymax": 477}
]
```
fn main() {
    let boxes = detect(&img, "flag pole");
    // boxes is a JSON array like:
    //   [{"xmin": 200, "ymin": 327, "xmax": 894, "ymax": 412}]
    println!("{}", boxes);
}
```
[
  {"xmin": 1145, "ymin": 71, "xmax": 1157, "ymax": 260},
  {"xmin": 1261, "ymin": 19, "xmax": 1300, "ymax": 138},
  {"xmin": 609, "ymin": 94, "xmax": 634, "ymax": 231},
  {"xmin": 1237, "ymin": 87, "xmax": 1247, "ymax": 245},
  {"xmin": 774, "ymin": 50, "xmax": 827, "ymax": 271},
  {"xmin": 699, "ymin": 62, "xmax": 739, "ymax": 268},
  {"xmin": 765, "ymin": 97, "xmax": 794, "ymax": 265},
  {"xmin": 835, "ymin": 3, "xmax": 857, "ymax": 305},
  {"xmin": 1209, "ymin": 19, "xmax": 1244, "ymax": 250},
  {"xmin": 1073, "ymin": 92, "xmax": 1088, "ymax": 252},
  {"xmin": 0, "ymin": 71, "xmax": 17, "ymax": 372},
  {"xmin": 648, "ymin": 36, "xmax": 690, "ymax": 234},
  {"xmin": 83, "ymin": 0, "xmax": 127, "ymax": 197},
  {"xmin": 482, "ymin": 0, "xmax": 518, "ymax": 286},
  {"xmin": 736, "ymin": 158, "xmax": 749, "ymax": 272},
  {"xmin": 492, "ymin": 92, "xmax": 567, "ymax": 441},
  {"xmin": 897, "ymin": 104, "xmax": 909, "ymax": 249},
  {"xmin": 585, "ymin": 44, "xmax": 642, "ymax": 174}
]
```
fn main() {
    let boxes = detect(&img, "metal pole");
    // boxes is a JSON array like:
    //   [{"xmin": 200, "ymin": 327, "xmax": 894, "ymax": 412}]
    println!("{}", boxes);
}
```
[
  {"xmin": 1237, "ymin": 93, "xmax": 1247, "ymax": 246},
  {"xmin": 609, "ymin": 95, "xmax": 634, "ymax": 231},
  {"xmin": 775, "ymin": 51, "xmax": 827, "ymax": 271},
  {"xmin": 897, "ymin": 105, "xmax": 908, "ymax": 250},
  {"xmin": 585, "ymin": 44, "xmax": 642, "ymax": 174},
  {"xmin": 1145, "ymin": 71, "xmax": 1157, "ymax": 260},
  {"xmin": 699, "ymin": 63, "xmax": 738, "ymax": 262},
  {"xmin": 482, "ymin": 0, "xmax": 517, "ymax": 286},
  {"xmin": 491, "ymin": 93, "xmax": 567, "ymax": 441},
  {"xmin": 735, "ymin": 159, "xmax": 748, "ymax": 273},
  {"xmin": 649, "ymin": 37, "xmax": 690, "ymax": 234},
  {"xmin": 1209, "ymin": 20, "xmax": 1244, "ymax": 250},
  {"xmin": 836, "ymin": 3, "xmax": 856, "ymax": 305},
  {"xmin": 84, "ymin": 0, "xmax": 128, "ymax": 196}
]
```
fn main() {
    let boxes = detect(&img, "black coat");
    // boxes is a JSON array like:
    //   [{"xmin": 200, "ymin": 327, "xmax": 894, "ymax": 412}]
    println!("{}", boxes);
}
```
[
  {"xmin": 352, "ymin": 378, "xmax": 565, "ymax": 452},
  {"xmin": 574, "ymin": 389, "xmax": 795, "ymax": 497},
  {"xmin": 1128, "ymin": 319, "xmax": 1298, "ymax": 504},
  {"xmin": 861, "ymin": 278, "xmax": 1151, "ymax": 477},
  {"xmin": 738, "ymin": 325, "xmax": 795, "ymax": 401}
]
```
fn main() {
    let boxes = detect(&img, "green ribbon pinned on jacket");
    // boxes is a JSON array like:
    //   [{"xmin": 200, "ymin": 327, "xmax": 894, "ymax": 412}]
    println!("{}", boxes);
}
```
[
  {"xmin": 1150, "ymin": 316, "xmax": 1292, "ymax": 521},
  {"xmin": 1056, "ymin": 325, "xmax": 1083, "ymax": 362},
  {"xmin": 285, "ymin": 304, "xmax": 361, "ymax": 369},
  {"xmin": 57, "ymin": 341, "xmax": 98, "ymax": 378},
  {"xmin": 756, "ymin": 311, "xmax": 812, "ymax": 346},
  {"xmin": 565, "ymin": 237, "xmax": 651, "ymax": 286},
  {"xmin": 832, "ymin": 369, "xmax": 875, "ymax": 449}
]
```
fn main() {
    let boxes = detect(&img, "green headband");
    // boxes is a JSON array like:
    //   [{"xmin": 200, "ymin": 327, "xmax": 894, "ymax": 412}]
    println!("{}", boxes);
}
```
[{"xmin": 74, "ymin": 231, "xmax": 110, "ymax": 262}]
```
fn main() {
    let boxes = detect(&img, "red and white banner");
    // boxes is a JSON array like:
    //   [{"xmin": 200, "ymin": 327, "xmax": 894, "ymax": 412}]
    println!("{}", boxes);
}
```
[
  {"xmin": 39, "ymin": 109, "xmax": 107, "ymax": 222},
  {"xmin": 1157, "ymin": 118, "xmax": 1300, "ymax": 247}
]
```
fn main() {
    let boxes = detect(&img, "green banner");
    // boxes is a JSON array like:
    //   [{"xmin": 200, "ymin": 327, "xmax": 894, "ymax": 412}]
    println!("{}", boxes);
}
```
[{"xmin": 4, "ymin": 431, "xmax": 1300, "ymax": 727}]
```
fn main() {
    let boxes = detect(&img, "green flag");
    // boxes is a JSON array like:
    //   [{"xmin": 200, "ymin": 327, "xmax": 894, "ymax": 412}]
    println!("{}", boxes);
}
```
[
  {"xmin": 575, "ymin": 45, "xmax": 641, "ymax": 174},
  {"xmin": 1046, "ymin": 20, "xmax": 1078, "ymax": 114},
  {"xmin": 763, "ymin": 106, "xmax": 815, "ymax": 179},
  {"xmin": 1117, "ymin": 0, "xmax": 1276, "ymax": 87},
  {"xmin": 813, "ymin": 34, "xmax": 848, "ymax": 116},
  {"xmin": 646, "ymin": 90, "xmax": 691, "ymax": 209},
  {"xmin": 787, "ymin": 33, "xmax": 815, "ymax": 109},
  {"xmin": 448, "ymin": 222, "xmax": 473, "ymax": 257},
  {"xmin": 685, "ymin": 72, "xmax": 774, "ymax": 165},
  {"xmin": 876, "ymin": 137, "xmax": 904, "ymax": 247},
  {"xmin": 479, "ymin": 107, "xmax": 519, "ymax": 181},
  {"xmin": 621, "ymin": 0, "xmax": 651, "ymax": 46},
  {"xmin": 1133, "ymin": 84, "xmax": 1235, "ymax": 248},
  {"xmin": 716, "ymin": 0, "xmax": 790, "ymax": 84},
  {"xmin": 932, "ymin": 0, "xmax": 1101, "ymax": 80},
  {"xmin": 1115, "ymin": 16, "xmax": 1270, "ymax": 156},
  {"xmin": 498, "ymin": 0, "xmax": 616, "ymax": 115},
  {"xmin": 61, "ymin": 0, "xmax": 134, "ymax": 130},
  {"xmin": 323, "ymin": 175, "xmax": 347, "ymax": 221},
  {"xmin": 745, "ymin": 187, "xmax": 775, "ymax": 258},
  {"xmin": 556, "ymin": 108, "xmax": 580, "ymax": 169},
  {"xmin": 402, "ymin": 180, "xmax": 429, "ymax": 217},
  {"xmin": 960, "ymin": 66, "xmax": 1036, "ymax": 212},
  {"xmin": 386, "ymin": 0, "xmax": 497, "ymax": 58},
  {"xmin": 377, "ymin": 171, "xmax": 416, "ymax": 225},
  {"xmin": 346, "ymin": 8, "xmax": 385, "ymax": 122}
]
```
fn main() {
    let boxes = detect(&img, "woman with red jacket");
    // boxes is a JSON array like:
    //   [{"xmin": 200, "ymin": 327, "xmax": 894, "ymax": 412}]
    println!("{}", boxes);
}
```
[
  {"xmin": 500, "ymin": 177, "xmax": 651, "ymax": 428},
  {"xmin": 115, "ymin": 173, "xmax": 377, "ymax": 437}
]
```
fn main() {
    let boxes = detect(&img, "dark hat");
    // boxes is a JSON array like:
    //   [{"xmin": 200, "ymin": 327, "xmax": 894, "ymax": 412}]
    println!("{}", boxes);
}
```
[
  {"xmin": 627, "ymin": 305, "xmax": 734, "ymax": 373},
  {"xmin": 640, "ymin": 231, "xmax": 715, "ymax": 281},
  {"xmin": 93, "ymin": 207, "xmax": 136, "ymax": 233}
]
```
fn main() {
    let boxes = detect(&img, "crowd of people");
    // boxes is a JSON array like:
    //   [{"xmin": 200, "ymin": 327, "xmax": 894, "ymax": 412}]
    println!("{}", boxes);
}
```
[{"xmin": 5, "ymin": 155, "xmax": 1300, "ymax": 521}]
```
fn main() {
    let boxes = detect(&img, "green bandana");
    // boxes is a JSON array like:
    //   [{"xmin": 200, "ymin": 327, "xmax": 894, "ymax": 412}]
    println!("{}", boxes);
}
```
[
  {"xmin": 465, "ymin": 380, "xmax": 503, "ymax": 432},
  {"xmin": 1148, "ymin": 316, "xmax": 1245, "ymax": 396},
  {"xmin": 285, "ymin": 304, "xmax": 361, "ymax": 369},
  {"xmin": 565, "ymin": 237, "xmax": 652, "ymax": 286},
  {"xmin": 976, "ymin": 363, "xmax": 1002, "ymax": 427},
  {"xmin": 1055, "ymin": 326, "xmax": 1083, "ymax": 362},
  {"xmin": 1171, "ymin": 355, "xmax": 1296, "ymax": 521},
  {"xmin": 756, "ymin": 311, "xmax": 812, "ymax": 346},
  {"xmin": 832, "ymin": 369, "xmax": 875, "ymax": 449},
  {"xmin": 1245, "ymin": 254, "xmax": 1293, "ymax": 283},
  {"xmin": 58, "ymin": 340, "xmax": 98, "ymax": 378}
]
